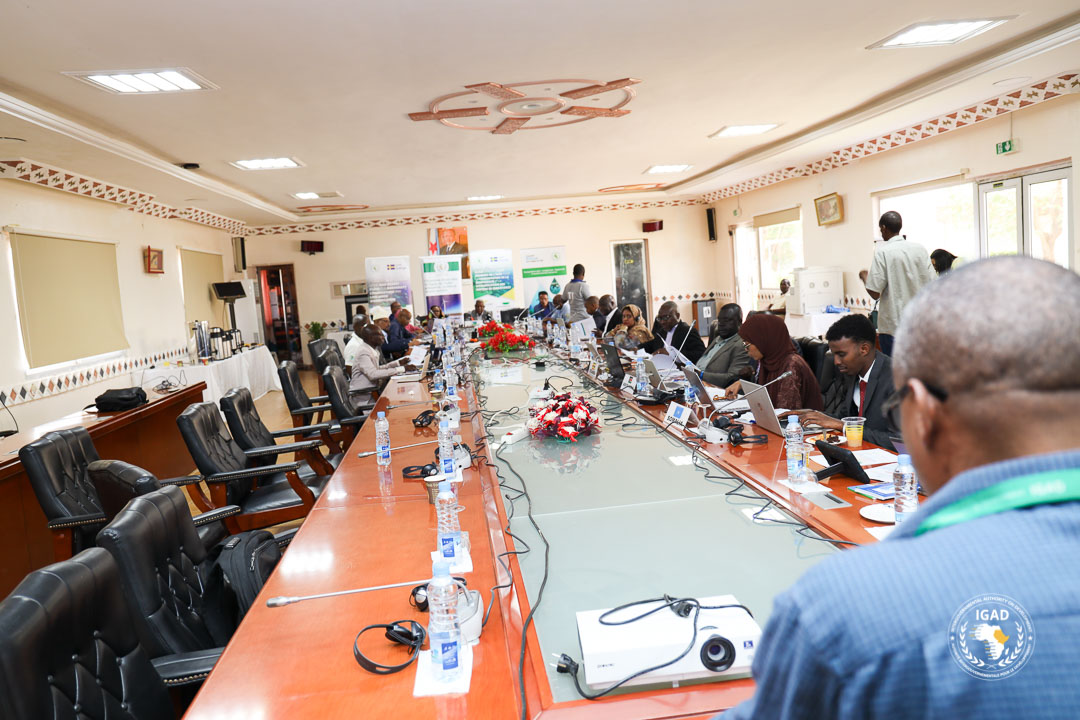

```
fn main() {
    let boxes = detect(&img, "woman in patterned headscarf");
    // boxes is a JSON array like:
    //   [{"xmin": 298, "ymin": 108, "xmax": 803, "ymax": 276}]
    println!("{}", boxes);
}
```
[{"xmin": 723, "ymin": 313, "xmax": 823, "ymax": 410}]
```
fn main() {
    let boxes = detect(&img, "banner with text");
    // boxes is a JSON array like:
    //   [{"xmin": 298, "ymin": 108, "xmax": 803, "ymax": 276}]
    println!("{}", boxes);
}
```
[
  {"xmin": 421, "ymin": 255, "xmax": 464, "ymax": 315},
  {"xmin": 520, "ymin": 246, "xmax": 567, "ymax": 313},
  {"xmin": 366, "ymin": 255, "xmax": 413, "ymax": 319},
  {"xmin": 470, "ymin": 249, "xmax": 515, "ymax": 309}
]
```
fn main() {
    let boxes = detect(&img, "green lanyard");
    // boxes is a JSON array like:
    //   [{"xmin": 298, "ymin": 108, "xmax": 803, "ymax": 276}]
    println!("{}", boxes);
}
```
[{"xmin": 915, "ymin": 468, "xmax": 1080, "ymax": 536}]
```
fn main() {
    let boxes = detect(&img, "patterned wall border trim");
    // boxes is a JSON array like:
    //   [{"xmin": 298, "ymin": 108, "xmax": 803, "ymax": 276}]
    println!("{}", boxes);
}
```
[
  {"xmin": 0, "ymin": 159, "xmax": 246, "ymax": 235},
  {"xmin": 699, "ymin": 72, "xmax": 1080, "ymax": 203},
  {"xmin": 245, "ymin": 198, "xmax": 705, "ymax": 236},
  {"xmin": 2, "ymin": 346, "xmax": 188, "ymax": 407}
]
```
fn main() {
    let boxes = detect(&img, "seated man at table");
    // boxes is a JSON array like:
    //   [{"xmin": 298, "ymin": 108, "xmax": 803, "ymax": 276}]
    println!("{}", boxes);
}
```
[
  {"xmin": 698, "ymin": 303, "xmax": 751, "ymax": 387},
  {"xmin": 465, "ymin": 299, "xmax": 493, "ymax": 323},
  {"xmin": 722, "ymin": 256, "xmax": 1080, "ymax": 720},
  {"xmin": 643, "ymin": 301, "xmax": 706, "ymax": 365},
  {"xmin": 534, "ymin": 291, "xmax": 554, "ymax": 319},
  {"xmin": 351, "ymin": 325, "xmax": 413, "ymax": 396},
  {"xmin": 790, "ymin": 313, "xmax": 895, "ymax": 449},
  {"xmin": 766, "ymin": 278, "xmax": 790, "ymax": 316},
  {"xmin": 382, "ymin": 308, "xmax": 417, "ymax": 358},
  {"xmin": 546, "ymin": 294, "xmax": 570, "ymax": 324},
  {"xmin": 342, "ymin": 313, "xmax": 368, "ymax": 374},
  {"xmin": 597, "ymin": 294, "xmax": 620, "ymax": 336}
]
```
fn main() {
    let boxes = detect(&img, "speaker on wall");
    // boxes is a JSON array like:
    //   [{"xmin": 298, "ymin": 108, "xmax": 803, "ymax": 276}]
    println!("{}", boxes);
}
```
[
  {"xmin": 232, "ymin": 236, "xmax": 246, "ymax": 272},
  {"xmin": 301, "ymin": 240, "xmax": 325, "ymax": 255},
  {"xmin": 706, "ymin": 208, "xmax": 717, "ymax": 243}
]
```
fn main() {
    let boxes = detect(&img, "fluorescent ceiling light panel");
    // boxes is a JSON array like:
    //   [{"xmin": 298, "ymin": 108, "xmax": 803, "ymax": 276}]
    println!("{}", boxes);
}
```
[
  {"xmin": 869, "ymin": 18, "xmax": 1011, "ymax": 49},
  {"xmin": 710, "ymin": 124, "xmax": 779, "ymax": 138},
  {"xmin": 467, "ymin": 195, "xmax": 503, "ymax": 201},
  {"xmin": 645, "ymin": 164, "xmax": 692, "ymax": 174},
  {"xmin": 292, "ymin": 192, "xmax": 320, "ymax": 200},
  {"xmin": 231, "ymin": 157, "xmax": 303, "ymax": 170},
  {"xmin": 67, "ymin": 68, "xmax": 215, "ymax": 93}
]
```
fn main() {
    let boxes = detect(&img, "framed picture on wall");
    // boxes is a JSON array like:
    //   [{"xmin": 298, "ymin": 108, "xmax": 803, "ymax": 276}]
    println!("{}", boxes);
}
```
[
  {"xmin": 145, "ymin": 246, "xmax": 164, "ymax": 274},
  {"xmin": 814, "ymin": 192, "xmax": 844, "ymax": 226}
]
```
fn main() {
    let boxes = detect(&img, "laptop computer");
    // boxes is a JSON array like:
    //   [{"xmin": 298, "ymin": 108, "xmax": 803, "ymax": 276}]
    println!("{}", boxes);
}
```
[
  {"xmin": 598, "ymin": 344, "xmax": 626, "ymax": 386},
  {"xmin": 397, "ymin": 352, "xmax": 430, "ymax": 382},
  {"xmin": 739, "ymin": 379, "xmax": 785, "ymax": 436},
  {"xmin": 682, "ymin": 368, "xmax": 719, "ymax": 411}
]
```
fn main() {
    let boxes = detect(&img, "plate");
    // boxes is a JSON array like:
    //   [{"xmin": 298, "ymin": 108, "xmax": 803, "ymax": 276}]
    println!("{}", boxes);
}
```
[{"xmin": 859, "ymin": 503, "xmax": 895, "ymax": 524}]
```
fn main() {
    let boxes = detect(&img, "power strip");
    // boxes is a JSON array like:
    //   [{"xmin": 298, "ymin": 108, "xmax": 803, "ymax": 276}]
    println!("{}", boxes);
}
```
[{"xmin": 501, "ymin": 425, "xmax": 528, "ymax": 444}]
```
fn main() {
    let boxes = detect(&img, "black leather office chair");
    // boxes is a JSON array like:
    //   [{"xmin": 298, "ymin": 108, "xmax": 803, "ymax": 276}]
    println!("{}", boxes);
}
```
[
  {"xmin": 796, "ymin": 337, "xmax": 830, "ymax": 387},
  {"xmin": 322, "ymin": 366, "xmax": 369, "ymax": 447},
  {"xmin": 88, "ymin": 459, "xmax": 239, "ymax": 551},
  {"xmin": 307, "ymin": 338, "xmax": 335, "ymax": 376},
  {"xmin": 219, "ymin": 387, "xmax": 338, "ymax": 480},
  {"xmin": 176, "ymin": 402, "xmax": 322, "ymax": 530},
  {"xmin": 18, "ymin": 427, "xmax": 198, "ymax": 561},
  {"xmin": 278, "ymin": 360, "xmax": 344, "ymax": 453},
  {"xmin": 96, "ymin": 486, "xmax": 236, "ymax": 687},
  {"xmin": 0, "ymin": 548, "xmax": 177, "ymax": 720}
]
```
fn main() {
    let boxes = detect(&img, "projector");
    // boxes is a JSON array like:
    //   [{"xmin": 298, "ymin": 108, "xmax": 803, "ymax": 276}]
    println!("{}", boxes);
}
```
[{"xmin": 575, "ymin": 594, "xmax": 760, "ymax": 689}]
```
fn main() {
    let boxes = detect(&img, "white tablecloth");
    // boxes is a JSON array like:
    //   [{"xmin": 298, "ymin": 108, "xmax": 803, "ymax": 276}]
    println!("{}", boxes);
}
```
[
  {"xmin": 175, "ymin": 346, "xmax": 283, "ymax": 405},
  {"xmin": 786, "ymin": 311, "xmax": 851, "ymax": 339}
]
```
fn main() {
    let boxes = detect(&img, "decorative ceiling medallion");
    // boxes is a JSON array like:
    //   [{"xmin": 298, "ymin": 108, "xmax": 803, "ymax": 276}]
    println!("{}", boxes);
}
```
[
  {"xmin": 598, "ymin": 183, "xmax": 664, "ymax": 192},
  {"xmin": 408, "ymin": 78, "xmax": 640, "ymax": 134},
  {"xmin": 296, "ymin": 204, "xmax": 370, "ymax": 214}
]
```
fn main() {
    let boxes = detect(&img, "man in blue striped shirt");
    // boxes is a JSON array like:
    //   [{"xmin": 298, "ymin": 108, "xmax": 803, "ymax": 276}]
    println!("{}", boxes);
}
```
[{"xmin": 724, "ymin": 256, "xmax": 1080, "ymax": 719}]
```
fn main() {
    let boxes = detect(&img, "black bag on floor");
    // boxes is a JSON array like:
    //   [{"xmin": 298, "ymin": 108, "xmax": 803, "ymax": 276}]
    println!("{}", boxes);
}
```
[
  {"xmin": 208, "ymin": 530, "xmax": 283, "ymax": 619},
  {"xmin": 88, "ymin": 387, "xmax": 148, "ymax": 412}
]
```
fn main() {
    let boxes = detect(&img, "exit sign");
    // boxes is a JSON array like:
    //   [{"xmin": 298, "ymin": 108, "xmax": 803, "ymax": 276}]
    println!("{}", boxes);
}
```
[{"xmin": 996, "ymin": 139, "xmax": 1016, "ymax": 155}]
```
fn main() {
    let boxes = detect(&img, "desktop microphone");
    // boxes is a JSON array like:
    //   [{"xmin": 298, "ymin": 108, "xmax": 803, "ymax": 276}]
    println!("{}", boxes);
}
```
[
  {"xmin": 266, "ymin": 578, "xmax": 430, "ymax": 607},
  {"xmin": 708, "ymin": 371, "xmax": 793, "ymax": 420}
]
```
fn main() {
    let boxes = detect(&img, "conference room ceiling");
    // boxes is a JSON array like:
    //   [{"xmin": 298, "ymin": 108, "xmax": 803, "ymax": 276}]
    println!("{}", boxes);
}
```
[{"xmin": 0, "ymin": 1, "xmax": 1078, "ymax": 226}]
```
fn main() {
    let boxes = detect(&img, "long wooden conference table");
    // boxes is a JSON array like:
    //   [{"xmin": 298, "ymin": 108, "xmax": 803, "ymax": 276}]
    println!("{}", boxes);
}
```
[{"xmin": 182, "ymin": 355, "xmax": 898, "ymax": 720}]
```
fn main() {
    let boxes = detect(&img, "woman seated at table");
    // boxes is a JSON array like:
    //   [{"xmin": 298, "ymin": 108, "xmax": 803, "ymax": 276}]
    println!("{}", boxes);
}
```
[
  {"xmin": 605, "ymin": 304, "xmax": 646, "ymax": 337},
  {"xmin": 723, "ymin": 313, "xmax": 823, "ymax": 411},
  {"xmin": 424, "ymin": 305, "xmax": 444, "ymax": 333}
]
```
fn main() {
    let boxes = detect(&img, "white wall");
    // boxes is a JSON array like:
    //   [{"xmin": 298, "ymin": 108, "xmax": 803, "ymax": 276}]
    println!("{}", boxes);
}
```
[
  {"xmin": 245, "ymin": 204, "xmax": 724, "ymax": 363},
  {"xmin": 709, "ymin": 94, "xmax": 1080, "ymax": 302},
  {"xmin": 0, "ymin": 181, "xmax": 234, "ymax": 427}
]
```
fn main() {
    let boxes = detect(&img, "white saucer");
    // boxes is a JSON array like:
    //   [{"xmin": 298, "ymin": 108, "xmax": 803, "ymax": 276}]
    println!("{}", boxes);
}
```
[{"xmin": 859, "ymin": 503, "xmax": 895, "ymax": 524}]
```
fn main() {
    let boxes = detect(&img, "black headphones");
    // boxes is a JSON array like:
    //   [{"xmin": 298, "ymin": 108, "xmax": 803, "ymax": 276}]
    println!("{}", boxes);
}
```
[
  {"xmin": 412, "ymin": 409, "xmax": 438, "ymax": 428},
  {"xmin": 402, "ymin": 462, "xmax": 439, "ymax": 479},
  {"xmin": 726, "ymin": 425, "xmax": 768, "ymax": 446},
  {"xmin": 410, "ymin": 577, "xmax": 467, "ymax": 612},
  {"xmin": 352, "ymin": 620, "xmax": 426, "ymax": 675}
]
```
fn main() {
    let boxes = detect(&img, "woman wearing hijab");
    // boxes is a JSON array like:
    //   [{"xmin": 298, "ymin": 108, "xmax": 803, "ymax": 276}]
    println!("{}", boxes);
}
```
[
  {"xmin": 606, "ymin": 304, "xmax": 646, "ymax": 336},
  {"xmin": 723, "ymin": 313, "xmax": 823, "ymax": 410}
]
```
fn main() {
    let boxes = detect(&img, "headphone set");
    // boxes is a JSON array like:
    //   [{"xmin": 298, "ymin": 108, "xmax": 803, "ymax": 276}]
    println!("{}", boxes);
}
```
[
  {"xmin": 352, "ymin": 620, "xmax": 427, "ymax": 675},
  {"xmin": 708, "ymin": 415, "xmax": 768, "ymax": 446},
  {"xmin": 402, "ymin": 443, "xmax": 477, "ymax": 479},
  {"xmin": 412, "ymin": 409, "xmax": 438, "ymax": 428}
]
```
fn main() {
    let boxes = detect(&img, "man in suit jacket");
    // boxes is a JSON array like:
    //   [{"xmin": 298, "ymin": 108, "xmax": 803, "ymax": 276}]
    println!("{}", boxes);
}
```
[
  {"xmin": 644, "ymin": 301, "xmax": 706, "ymax": 364},
  {"xmin": 465, "ymin": 299, "xmax": 493, "ymax": 323},
  {"xmin": 698, "ymin": 303, "xmax": 752, "ymax": 387},
  {"xmin": 792, "ymin": 313, "xmax": 896, "ymax": 449},
  {"xmin": 382, "ymin": 308, "xmax": 416, "ymax": 358},
  {"xmin": 597, "ymin": 294, "xmax": 620, "ymax": 335}
]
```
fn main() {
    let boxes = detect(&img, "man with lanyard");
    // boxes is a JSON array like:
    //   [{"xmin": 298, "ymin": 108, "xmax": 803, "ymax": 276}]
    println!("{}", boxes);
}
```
[
  {"xmin": 563, "ymin": 263, "xmax": 591, "ymax": 322},
  {"xmin": 723, "ymin": 256, "xmax": 1080, "ymax": 719},
  {"xmin": 697, "ymin": 303, "xmax": 751, "ymax": 387}
]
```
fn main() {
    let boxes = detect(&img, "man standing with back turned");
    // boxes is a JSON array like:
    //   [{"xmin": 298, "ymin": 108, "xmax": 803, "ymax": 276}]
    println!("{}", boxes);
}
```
[
  {"xmin": 723, "ymin": 256, "xmax": 1080, "ymax": 719},
  {"xmin": 860, "ymin": 210, "xmax": 934, "ymax": 356}
]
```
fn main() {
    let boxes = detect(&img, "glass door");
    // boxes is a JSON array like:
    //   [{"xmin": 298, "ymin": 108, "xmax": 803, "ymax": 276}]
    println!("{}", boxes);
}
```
[
  {"xmin": 1023, "ymin": 168, "xmax": 1071, "ymax": 268},
  {"xmin": 610, "ymin": 239, "xmax": 651, "ymax": 320},
  {"xmin": 733, "ymin": 224, "xmax": 758, "ymax": 312},
  {"xmin": 979, "ymin": 178, "xmax": 1021, "ymax": 258}
]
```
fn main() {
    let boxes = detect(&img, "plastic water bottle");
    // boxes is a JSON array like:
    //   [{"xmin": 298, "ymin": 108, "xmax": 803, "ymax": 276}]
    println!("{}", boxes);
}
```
[
  {"xmin": 443, "ymin": 400, "xmax": 461, "ymax": 430},
  {"xmin": 374, "ymin": 411, "xmax": 391, "ymax": 466},
  {"xmin": 684, "ymin": 383, "xmax": 698, "ymax": 406},
  {"xmin": 784, "ymin": 415, "xmax": 804, "ymax": 481},
  {"xmin": 435, "ymin": 480, "xmax": 460, "ymax": 561},
  {"xmin": 635, "ymin": 360, "xmax": 649, "ymax": 395},
  {"xmin": 427, "ymin": 560, "xmax": 461, "ymax": 683},
  {"xmin": 438, "ymin": 420, "xmax": 456, "ymax": 478},
  {"xmin": 433, "ymin": 369, "xmax": 445, "ymax": 394},
  {"xmin": 893, "ymin": 454, "xmax": 919, "ymax": 523},
  {"xmin": 445, "ymin": 368, "xmax": 458, "ymax": 401}
]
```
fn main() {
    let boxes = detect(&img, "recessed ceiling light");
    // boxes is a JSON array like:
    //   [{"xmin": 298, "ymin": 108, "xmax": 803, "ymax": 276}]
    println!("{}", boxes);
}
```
[
  {"xmin": 230, "ymin": 157, "xmax": 303, "ymax": 170},
  {"xmin": 292, "ymin": 192, "xmax": 320, "ymax": 200},
  {"xmin": 710, "ymin": 124, "xmax": 779, "ymax": 138},
  {"xmin": 467, "ymin": 195, "xmax": 503, "ymax": 201},
  {"xmin": 993, "ymin": 76, "xmax": 1032, "ymax": 87},
  {"xmin": 0, "ymin": 136, "xmax": 26, "ymax": 142},
  {"xmin": 868, "ymin": 18, "xmax": 1011, "ymax": 49},
  {"xmin": 64, "ymin": 68, "xmax": 215, "ymax": 94},
  {"xmin": 645, "ymin": 164, "xmax": 692, "ymax": 174}
]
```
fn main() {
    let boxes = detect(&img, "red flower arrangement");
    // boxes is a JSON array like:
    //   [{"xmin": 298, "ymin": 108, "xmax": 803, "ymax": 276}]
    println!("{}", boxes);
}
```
[
  {"xmin": 526, "ymin": 393, "xmax": 601, "ymax": 441},
  {"xmin": 480, "ymin": 328, "xmax": 536, "ymax": 353},
  {"xmin": 478, "ymin": 320, "xmax": 513, "ymax": 338}
]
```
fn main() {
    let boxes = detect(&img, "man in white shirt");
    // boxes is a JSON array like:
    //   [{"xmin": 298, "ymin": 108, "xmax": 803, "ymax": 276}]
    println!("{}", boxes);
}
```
[
  {"xmin": 342, "ymin": 314, "xmax": 367, "ymax": 372},
  {"xmin": 861, "ymin": 211, "xmax": 935, "ymax": 356},
  {"xmin": 563, "ymin": 264, "xmax": 591, "ymax": 322},
  {"xmin": 350, "ymin": 325, "xmax": 412, "ymax": 395},
  {"xmin": 767, "ymin": 279, "xmax": 790, "ymax": 316},
  {"xmin": 597, "ymin": 294, "xmax": 619, "ymax": 336}
]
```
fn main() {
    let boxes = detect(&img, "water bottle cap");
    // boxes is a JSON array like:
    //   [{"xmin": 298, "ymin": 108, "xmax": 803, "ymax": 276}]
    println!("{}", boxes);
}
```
[
  {"xmin": 377, "ymin": 411, "xmax": 385, "ymax": 419},
  {"xmin": 898, "ymin": 453, "xmax": 912, "ymax": 466},
  {"xmin": 432, "ymin": 561, "xmax": 450, "ymax": 577},
  {"xmin": 438, "ymin": 480, "xmax": 452, "ymax": 493},
  {"xmin": 787, "ymin": 415, "xmax": 799, "ymax": 426},
  {"xmin": 440, "ymin": 420, "xmax": 449, "ymax": 428}
]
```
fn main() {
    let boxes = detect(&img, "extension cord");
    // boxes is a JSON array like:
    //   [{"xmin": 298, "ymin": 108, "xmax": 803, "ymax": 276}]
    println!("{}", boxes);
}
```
[
  {"xmin": 501, "ymin": 425, "xmax": 528, "ymax": 445},
  {"xmin": 529, "ymin": 386, "xmax": 553, "ymax": 401}
]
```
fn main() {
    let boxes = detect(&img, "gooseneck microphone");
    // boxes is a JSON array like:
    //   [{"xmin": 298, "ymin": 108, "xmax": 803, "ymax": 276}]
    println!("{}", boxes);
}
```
[{"xmin": 266, "ymin": 578, "xmax": 430, "ymax": 608}]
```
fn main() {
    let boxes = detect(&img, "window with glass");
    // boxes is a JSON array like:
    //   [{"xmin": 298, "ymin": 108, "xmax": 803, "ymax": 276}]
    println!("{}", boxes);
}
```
[
  {"xmin": 753, "ymin": 208, "xmax": 802, "ymax": 290},
  {"xmin": 878, "ymin": 182, "xmax": 978, "ymax": 262}
]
